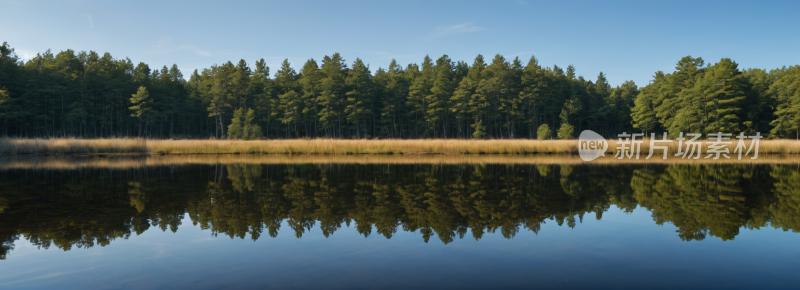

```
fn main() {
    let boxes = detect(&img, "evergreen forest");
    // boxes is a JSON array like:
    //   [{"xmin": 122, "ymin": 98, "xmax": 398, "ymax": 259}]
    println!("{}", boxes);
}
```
[{"xmin": 1, "ymin": 41, "xmax": 799, "ymax": 140}]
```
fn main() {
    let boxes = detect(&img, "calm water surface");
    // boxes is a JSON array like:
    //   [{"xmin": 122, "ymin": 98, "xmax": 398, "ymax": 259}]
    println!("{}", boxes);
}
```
[{"xmin": 0, "ymin": 157, "xmax": 798, "ymax": 289}]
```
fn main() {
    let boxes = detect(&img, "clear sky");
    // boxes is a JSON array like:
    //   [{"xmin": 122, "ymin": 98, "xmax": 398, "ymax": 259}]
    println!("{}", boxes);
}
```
[{"xmin": 2, "ymin": 0, "xmax": 798, "ymax": 86}]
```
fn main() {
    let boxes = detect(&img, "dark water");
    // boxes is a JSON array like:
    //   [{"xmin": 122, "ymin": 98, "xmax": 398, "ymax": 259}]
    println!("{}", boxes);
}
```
[{"xmin": 1, "ymin": 160, "xmax": 799, "ymax": 289}]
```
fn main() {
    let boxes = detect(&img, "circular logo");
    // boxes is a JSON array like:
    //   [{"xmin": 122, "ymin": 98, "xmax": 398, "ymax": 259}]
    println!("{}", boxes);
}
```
[{"xmin": 578, "ymin": 130, "xmax": 607, "ymax": 161}]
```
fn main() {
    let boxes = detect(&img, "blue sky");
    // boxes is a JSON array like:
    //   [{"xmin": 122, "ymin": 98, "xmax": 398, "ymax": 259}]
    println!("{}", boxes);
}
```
[{"xmin": 2, "ymin": 0, "xmax": 798, "ymax": 86}]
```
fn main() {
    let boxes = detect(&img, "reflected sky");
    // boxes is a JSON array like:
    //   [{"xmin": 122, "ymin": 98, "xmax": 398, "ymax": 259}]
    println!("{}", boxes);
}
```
[
  {"xmin": 3, "ymin": 209, "xmax": 798, "ymax": 289},
  {"xmin": 1, "ymin": 159, "xmax": 799, "ymax": 289}
]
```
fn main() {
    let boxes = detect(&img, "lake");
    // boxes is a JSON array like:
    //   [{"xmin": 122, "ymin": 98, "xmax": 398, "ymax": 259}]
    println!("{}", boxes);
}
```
[{"xmin": 0, "ymin": 156, "xmax": 798, "ymax": 289}]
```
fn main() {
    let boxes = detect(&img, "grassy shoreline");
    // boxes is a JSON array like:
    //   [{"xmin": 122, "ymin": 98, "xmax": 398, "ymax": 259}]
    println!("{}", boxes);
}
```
[{"xmin": 2, "ymin": 137, "xmax": 800, "ymax": 155}]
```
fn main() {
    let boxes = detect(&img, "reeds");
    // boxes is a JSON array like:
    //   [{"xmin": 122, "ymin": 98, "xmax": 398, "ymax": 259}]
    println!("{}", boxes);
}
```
[
  {"xmin": 3, "ymin": 137, "xmax": 800, "ymax": 155},
  {"xmin": 0, "ymin": 137, "xmax": 147, "ymax": 154},
  {"xmin": 148, "ymin": 139, "xmax": 582, "ymax": 154}
]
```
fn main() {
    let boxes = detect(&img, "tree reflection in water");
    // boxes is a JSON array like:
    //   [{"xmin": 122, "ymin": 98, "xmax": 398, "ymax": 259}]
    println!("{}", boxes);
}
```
[{"xmin": 1, "ymin": 162, "xmax": 798, "ymax": 259}]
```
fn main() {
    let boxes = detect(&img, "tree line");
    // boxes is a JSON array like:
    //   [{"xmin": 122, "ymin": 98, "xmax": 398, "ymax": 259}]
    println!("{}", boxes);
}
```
[{"xmin": 1, "ymin": 41, "xmax": 798, "ymax": 139}]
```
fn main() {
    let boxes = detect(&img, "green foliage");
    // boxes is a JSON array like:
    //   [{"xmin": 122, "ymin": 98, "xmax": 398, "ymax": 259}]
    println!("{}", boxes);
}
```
[
  {"xmin": 317, "ymin": 53, "xmax": 347, "ymax": 137},
  {"xmin": 227, "ymin": 108, "xmax": 245, "ymax": 139},
  {"xmin": 344, "ymin": 58, "xmax": 373, "ymax": 138},
  {"xmin": 228, "ymin": 107, "xmax": 263, "ymax": 140},
  {"xmin": 519, "ymin": 56, "xmax": 547, "ymax": 137},
  {"xmin": 0, "ymin": 40, "xmax": 796, "ymax": 140},
  {"xmin": 557, "ymin": 123, "xmax": 575, "ymax": 139},
  {"xmin": 632, "ymin": 56, "xmax": 786, "ymax": 137},
  {"xmin": 0, "ymin": 88, "xmax": 9, "ymax": 111},
  {"xmin": 471, "ymin": 119, "xmax": 486, "ymax": 139},
  {"xmin": 769, "ymin": 66, "xmax": 800, "ymax": 138},
  {"xmin": 130, "ymin": 86, "xmax": 154, "ymax": 137},
  {"xmin": 243, "ymin": 108, "xmax": 263, "ymax": 140},
  {"xmin": 408, "ymin": 55, "xmax": 434, "ymax": 138},
  {"xmin": 129, "ymin": 86, "xmax": 152, "ymax": 117},
  {"xmin": 537, "ymin": 124, "xmax": 551, "ymax": 140},
  {"xmin": 452, "ymin": 55, "xmax": 486, "ymax": 139},
  {"xmin": 697, "ymin": 58, "xmax": 747, "ymax": 133},
  {"xmin": 279, "ymin": 90, "xmax": 302, "ymax": 134},
  {"xmin": 631, "ymin": 72, "xmax": 663, "ymax": 135}
]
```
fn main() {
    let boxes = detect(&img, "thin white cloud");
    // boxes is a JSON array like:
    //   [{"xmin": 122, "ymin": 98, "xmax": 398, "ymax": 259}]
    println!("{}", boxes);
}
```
[
  {"xmin": 154, "ymin": 39, "xmax": 211, "ymax": 56},
  {"xmin": 182, "ymin": 46, "xmax": 211, "ymax": 56},
  {"xmin": 81, "ymin": 13, "xmax": 93, "ymax": 29},
  {"xmin": 429, "ymin": 21, "xmax": 486, "ymax": 39}
]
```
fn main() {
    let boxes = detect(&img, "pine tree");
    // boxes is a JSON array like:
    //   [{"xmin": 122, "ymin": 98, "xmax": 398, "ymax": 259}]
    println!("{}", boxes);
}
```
[
  {"xmin": 279, "ymin": 90, "xmax": 302, "ymax": 138},
  {"xmin": 631, "ymin": 73, "xmax": 662, "ymax": 135},
  {"xmin": 249, "ymin": 59, "xmax": 273, "ymax": 138},
  {"xmin": 345, "ymin": 58, "xmax": 373, "ymax": 138},
  {"xmin": 206, "ymin": 62, "xmax": 235, "ymax": 138},
  {"xmin": 428, "ymin": 54, "xmax": 455, "ymax": 138},
  {"xmin": 299, "ymin": 59, "xmax": 322, "ymax": 137},
  {"xmin": 274, "ymin": 59, "xmax": 298, "ymax": 95},
  {"xmin": 605, "ymin": 80, "xmax": 638, "ymax": 134},
  {"xmin": 227, "ymin": 107, "xmax": 245, "ymax": 139},
  {"xmin": 542, "ymin": 65, "xmax": 566, "ymax": 139},
  {"xmin": 696, "ymin": 58, "xmax": 747, "ymax": 133},
  {"xmin": 381, "ymin": 59, "xmax": 408, "ymax": 138},
  {"xmin": 742, "ymin": 68, "xmax": 774, "ymax": 134},
  {"xmin": 558, "ymin": 96, "xmax": 580, "ymax": 139},
  {"xmin": 475, "ymin": 54, "xmax": 512, "ymax": 139},
  {"xmin": 452, "ymin": 55, "xmax": 486, "ymax": 139},
  {"xmin": 129, "ymin": 86, "xmax": 153, "ymax": 137},
  {"xmin": 231, "ymin": 59, "xmax": 252, "ymax": 111},
  {"xmin": 519, "ymin": 55, "xmax": 548, "ymax": 138},
  {"xmin": 318, "ymin": 53, "xmax": 347, "ymax": 137},
  {"xmin": 506, "ymin": 57, "xmax": 524, "ymax": 138},
  {"xmin": 243, "ymin": 108, "xmax": 263, "ymax": 140},
  {"xmin": 770, "ymin": 66, "xmax": 800, "ymax": 138},
  {"xmin": 408, "ymin": 55, "xmax": 434, "ymax": 137},
  {"xmin": 655, "ymin": 56, "xmax": 705, "ymax": 135},
  {"xmin": 274, "ymin": 59, "xmax": 300, "ymax": 138}
]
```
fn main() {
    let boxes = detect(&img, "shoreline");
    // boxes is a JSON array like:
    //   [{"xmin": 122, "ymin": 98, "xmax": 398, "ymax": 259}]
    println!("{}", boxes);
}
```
[
  {"xmin": 1, "ymin": 137, "xmax": 798, "ymax": 155},
  {"xmin": 3, "ymin": 154, "xmax": 800, "ymax": 170}
]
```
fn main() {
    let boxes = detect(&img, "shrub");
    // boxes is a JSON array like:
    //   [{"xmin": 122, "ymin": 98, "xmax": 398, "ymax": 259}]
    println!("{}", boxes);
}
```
[
  {"xmin": 557, "ymin": 123, "xmax": 575, "ymax": 139},
  {"xmin": 537, "ymin": 124, "xmax": 551, "ymax": 140}
]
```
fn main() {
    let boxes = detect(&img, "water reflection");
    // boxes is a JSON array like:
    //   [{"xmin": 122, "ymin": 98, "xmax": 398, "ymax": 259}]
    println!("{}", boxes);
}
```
[{"xmin": 1, "ymin": 160, "xmax": 799, "ymax": 260}]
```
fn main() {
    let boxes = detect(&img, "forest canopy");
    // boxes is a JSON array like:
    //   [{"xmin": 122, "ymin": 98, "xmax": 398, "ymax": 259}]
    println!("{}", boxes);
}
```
[{"xmin": 0, "ymin": 41, "xmax": 798, "ymax": 140}]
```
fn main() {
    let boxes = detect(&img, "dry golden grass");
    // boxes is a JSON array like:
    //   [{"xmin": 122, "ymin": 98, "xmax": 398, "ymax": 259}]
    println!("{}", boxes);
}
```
[
  {"xmin": 3, "ymin": 137, "xmax": 800, "ymax": 155},
  {"xmin": 3, "ymin": 154, "xmax": 800, "ymax": 170},
  {"xmin": 148, "ymin": 139, "xmax": 583, "ymax": 154},
  {"xmin": 0, "ymin": 137, "xmax": 147, "ymax": 154}
]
